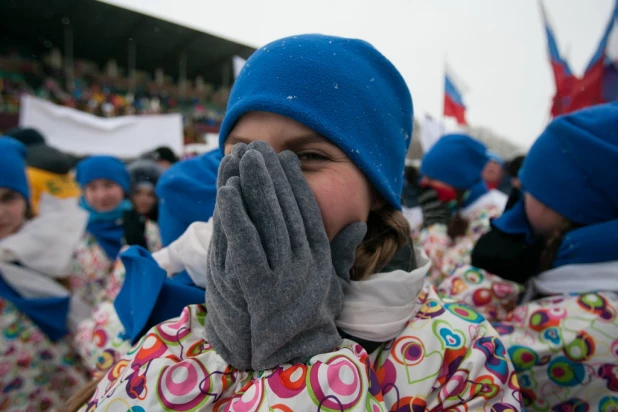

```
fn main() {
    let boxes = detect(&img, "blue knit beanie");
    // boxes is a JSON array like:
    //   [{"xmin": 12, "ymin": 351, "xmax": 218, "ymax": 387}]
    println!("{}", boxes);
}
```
[
  {"xmin": 219, "ymin": 34, "xmax": 413, "ymax": 210},
  {"xmin": 0, "ymin": 137, "xmax": 30, "ymax": 201},
  {"xmin": 519, "ymin": 102, "xmax": 618, "ymax": 225},
  {"xmin": 76, "ymin": 156, "xmax": 130, "ymax": 194},
  {"xmin": 420, "ymin": 134, "xmax": 489, "ymax": 190},
  {"xmin": 156, "ymin": 149, "xmax": 222, "ymax": 246}
]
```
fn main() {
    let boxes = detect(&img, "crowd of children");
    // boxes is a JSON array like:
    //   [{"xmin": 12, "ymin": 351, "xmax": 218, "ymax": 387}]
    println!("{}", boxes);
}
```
[{"xmin": 0, "ymin": 32, "xmax": 616, "ymax": 412}]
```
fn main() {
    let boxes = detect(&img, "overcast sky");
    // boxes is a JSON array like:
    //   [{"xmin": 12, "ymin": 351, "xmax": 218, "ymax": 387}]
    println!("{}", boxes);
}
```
[{"xmin": 102, "ymin": 0, "xmax": 615, "ymax": 148}]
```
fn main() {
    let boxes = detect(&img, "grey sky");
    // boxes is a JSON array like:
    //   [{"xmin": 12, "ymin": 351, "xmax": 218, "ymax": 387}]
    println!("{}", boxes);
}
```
[{"xmin": 102, "ymin": 0, "xmax": 615, "ymax": 148}]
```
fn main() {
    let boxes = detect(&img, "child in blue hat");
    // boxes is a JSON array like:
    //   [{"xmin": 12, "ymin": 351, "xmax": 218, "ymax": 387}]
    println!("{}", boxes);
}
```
[
  {"xmin": 440, "ymin": 102, "xmax": 618, "ymax": 410},
  {"xmin": 418, "ymin": 133, "xmax": 508, "ymax": 284},
  {"xmin": 71, "ymin": 155, "xmax": 161, "ymax": 309},
  {"xmin": 71, "ymin": 34, "xmax": 520, "ymax": 411},
  {"xmin": 71, "ymin": 152, "xmax": 220, "ymax": 374},
  {"xmin": 0, "ymin": 137, "xmax": 91, "ymax": 408}
]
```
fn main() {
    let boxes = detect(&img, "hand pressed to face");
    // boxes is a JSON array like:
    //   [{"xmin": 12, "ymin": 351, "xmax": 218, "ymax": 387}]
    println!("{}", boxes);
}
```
[
  {"xmin": 225, "ymin": 111, "xmax": 374, "ymax": 240},
  {"xmin": 204, "ymin": 149, "xmax": 252, "ymax": 371}
]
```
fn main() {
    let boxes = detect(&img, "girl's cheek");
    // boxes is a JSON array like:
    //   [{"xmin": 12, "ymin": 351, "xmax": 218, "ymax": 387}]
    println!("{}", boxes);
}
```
[{"xmin": 306, "ymin": 171, "xmax": 371, "ymax": 240}]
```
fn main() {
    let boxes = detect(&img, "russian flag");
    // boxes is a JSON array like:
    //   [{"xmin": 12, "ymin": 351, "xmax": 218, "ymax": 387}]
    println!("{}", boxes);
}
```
[
  {"xmin": 568, "ymin": 0, "xmax": 618, "ymax": 112},
  {"xmin": 540, "ymin": 1, "xmax": 576, "ymax": 116},
  {"xmin": 444, "ymin": 68, "xmax": 467, "ymax": 125}
]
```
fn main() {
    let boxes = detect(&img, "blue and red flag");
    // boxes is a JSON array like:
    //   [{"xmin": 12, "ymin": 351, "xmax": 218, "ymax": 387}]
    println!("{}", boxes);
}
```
[
  {"xmin": 444, "ymin": 69, "xmax": 467, "ymax": 125},
  {"xmin": 540, "ymin": 0, "xmax": 576, "ymax": 116},
  {"xmin": 570, "ymin": 0, "xmax": 618, "ymax": 111},
  {"xmin": 544, "ymin": 0, "xmax": 618, "ymax": 116}
]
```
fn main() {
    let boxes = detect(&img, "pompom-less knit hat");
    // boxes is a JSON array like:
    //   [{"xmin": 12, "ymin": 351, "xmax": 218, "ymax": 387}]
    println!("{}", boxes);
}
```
[
  {"xmin": 128, "ymin": 159, "xmax": 161, "ymax": 192},
  {"xmin": 492, "ymin": 102, "xmax": 618, "ymax": 268},
  {"xmin": 76, "ymin": 156, "xmax": 131, "ymax": 194},
  {"xmin": 219, "ymin": 34, "xmax": 413, "ymax": 210},
  {"xmin": 421, "ymin": 133, "xmax": 490, "ymax": 190},
  {"xmin": 0, "ymin": 137, "xmax": 30, "ymax": 201},
  {"xmin": 519, "ymin": 102, "xmax": 618, "ymax": 225}
]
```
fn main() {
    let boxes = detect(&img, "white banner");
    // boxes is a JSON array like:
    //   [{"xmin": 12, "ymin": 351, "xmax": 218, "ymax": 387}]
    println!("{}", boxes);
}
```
[{"xmin": 19, "ymin": 95, "xmax": 183, "ymax": 158}]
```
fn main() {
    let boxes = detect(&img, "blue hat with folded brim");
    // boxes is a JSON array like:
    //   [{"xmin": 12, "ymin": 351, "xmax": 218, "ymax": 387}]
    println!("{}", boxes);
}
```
[
  {"xmin": 421, "ymin": 133, "xmax": 489, "ymax": 190},
  {"xmin": 76, "ymin": 155, "xmax": 130, "ymax": 194},
  {"xmin": 219, "ymin": 34, "xmax": 413, "ymax": 210},
  {"xmin": 0, "ymin": 137, "xmax": 30, "ymax": 201}
]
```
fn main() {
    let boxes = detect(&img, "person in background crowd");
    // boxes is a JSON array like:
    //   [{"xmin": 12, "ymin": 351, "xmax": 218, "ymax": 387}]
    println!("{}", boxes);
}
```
[
  {"xmin": 418, "ymin": 133, "xmax": 508, "ymax": 284},
  {"xmin": 71, "ymin": 156, "xmax": 161, "ymax": 309},
  {"xmin": 482, "ymin": 151, "xmax": 505, "ymax": 191},
  {"xmin": 127, "ymin": 158, "xmax": 160, "ymax": 221},
  {"xmin": 440, "ymin": 102, "xmax": 618, "ymax": 411},
  {"xmin": 0, "ymin": 138, "xmax": 90, "ymax": 409},
  {"xmin": 502, "ymin": 155, "xmax": 525, "ymax": 210},
  {"xmin": 71, "ymin": 34, "xmax": 520, "ymax": 412},
  {"xmin": 151, "ymin": 146, "xmax": 179, "ymax": 171},
  {"xmin": 401, "ymin": 165, "xmax": 420, "ymax": 208},
  {"xmin": 70, "ymin": 152, "xmax": 220, "ymax": 375},
  {"xmin": 505, "ymin": 155, "xmax": 524, "ymax": 190},
  {"xmin": 5, "ymin": 127, "xmax": 80, "ymax": 215}
]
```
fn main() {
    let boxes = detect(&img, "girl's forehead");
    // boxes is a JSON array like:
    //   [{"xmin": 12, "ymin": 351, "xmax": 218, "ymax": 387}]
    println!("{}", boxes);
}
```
[
  {"xmin": 232, "ymin": 111, "xmax": 313, "ymax": 134},
  {"xmin": 226, "ymin": 112, "xmax": 332, "ymax": 148}
]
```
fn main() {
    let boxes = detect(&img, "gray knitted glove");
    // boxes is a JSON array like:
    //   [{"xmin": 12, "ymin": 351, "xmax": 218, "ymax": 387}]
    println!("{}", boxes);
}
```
[
  {"xmin": 204, "ymin": 143, "xmax": 253, "ymax": 370},
  {"xmin": 217, "ymin": 141, "xmax": 366, "ymax": 371}
]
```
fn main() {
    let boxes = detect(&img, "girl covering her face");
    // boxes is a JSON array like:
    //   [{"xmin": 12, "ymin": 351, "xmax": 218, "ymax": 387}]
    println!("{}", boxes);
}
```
[{"xmin": 71, "ymin": 34, "xmax": 521, "ymax": 411}]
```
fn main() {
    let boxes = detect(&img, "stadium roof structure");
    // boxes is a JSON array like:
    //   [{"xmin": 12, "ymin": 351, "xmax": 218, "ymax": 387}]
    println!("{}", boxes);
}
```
[{"xmin": 0, "ymin": 0, "xmax": 256, "ymax": 86}]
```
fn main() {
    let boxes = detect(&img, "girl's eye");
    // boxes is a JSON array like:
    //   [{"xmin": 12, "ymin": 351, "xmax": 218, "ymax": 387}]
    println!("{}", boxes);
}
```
[{"xmin": 297, "ymin": 152, "xmax": 329, "ymax": 162}]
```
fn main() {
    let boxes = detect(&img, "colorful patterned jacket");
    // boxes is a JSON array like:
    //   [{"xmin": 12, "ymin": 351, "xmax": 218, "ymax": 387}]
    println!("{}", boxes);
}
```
[
  {"xmin": 438, "ymin": 263, "xmax": 618, "ymax": 410},
  {"xmin": 83, "ymin": 248, "xmax": 523, "ymax": 411}
]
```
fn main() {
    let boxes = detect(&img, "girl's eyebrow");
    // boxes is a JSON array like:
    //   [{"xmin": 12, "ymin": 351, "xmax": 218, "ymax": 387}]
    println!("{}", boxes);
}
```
[
  {"xmin": 226, "ymin": 135, "xmax": 253, "ymax": 146},
  {"xmin": 282, "ymin": 134, "xmax": 329, "ymax": 149},
  {"xmin": 226, "ymin": 133, "xmax": 329, "ymax": 149}
]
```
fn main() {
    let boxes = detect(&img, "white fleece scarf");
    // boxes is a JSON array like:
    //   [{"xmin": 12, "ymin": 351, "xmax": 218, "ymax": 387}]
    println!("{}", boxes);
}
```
[
  {"xmin": 335, "ymin": 247, "xmax": 430, "ymax": 342},
  {"xmin": 0, "ymin": 194, "xmax": 88, "ymax": 277},
  {"xmin": 522, "ymin": 260, "xmax": 618, "ymax": 303}
]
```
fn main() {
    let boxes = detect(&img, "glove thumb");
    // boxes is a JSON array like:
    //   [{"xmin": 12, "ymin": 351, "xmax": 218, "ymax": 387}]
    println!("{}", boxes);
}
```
[{"xmin": 330, "ymin": 222, "xmax": 367, "ymax": 283}]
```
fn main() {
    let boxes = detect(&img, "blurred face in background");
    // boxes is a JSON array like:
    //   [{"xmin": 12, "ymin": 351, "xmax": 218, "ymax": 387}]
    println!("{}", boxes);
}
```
[
  {"xmin": 157, "ymin": 159, "xmax": 174, "ymax": 171},
  {"xmin": 482, "ymin": 161, "xmax": 503, "ymax": 185},
  {"xmin": 0, "ymin": 188, "xmax": 27, "ymax": 240},
  {"xmin": 84, "ymin": 179, "xmax": 124, "ymax": 212},
  {"xmin": 524, "ymin": 192, "xmax": 565, "ymax": 238},
  {"xmin": 131, "ymin": 185, "xmax": 157, "ymax": 215}
]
